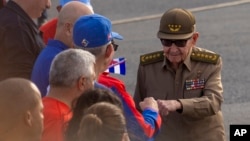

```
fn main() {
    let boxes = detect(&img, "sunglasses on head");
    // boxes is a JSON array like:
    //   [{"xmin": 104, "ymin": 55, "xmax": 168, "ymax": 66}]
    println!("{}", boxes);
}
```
[
  {"xmin": 160, "ymin": 37, "xmax": 192, "ymax": 48},
  {"xmin": 111, "ymin": 40, "xmax": 119, "ymax": 51}
]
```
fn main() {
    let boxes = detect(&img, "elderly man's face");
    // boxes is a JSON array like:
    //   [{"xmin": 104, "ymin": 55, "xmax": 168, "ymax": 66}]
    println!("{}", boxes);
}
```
[{"xmin": 161, "ymin": 33, "xmax": 198, "ymax": 65}]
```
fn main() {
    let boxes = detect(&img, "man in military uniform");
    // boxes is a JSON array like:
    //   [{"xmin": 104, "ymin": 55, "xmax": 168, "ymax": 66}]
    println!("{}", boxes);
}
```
[{"xmin": 134, "ymin": 8, "xmax": 226, "ymax": 141}]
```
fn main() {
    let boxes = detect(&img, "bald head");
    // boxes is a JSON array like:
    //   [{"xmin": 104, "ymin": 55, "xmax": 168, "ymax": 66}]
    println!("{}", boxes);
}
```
[
  {"xmin": 0, "ymin": 78, "xmax": 42, "ymax": 140},
  {"xmin": 57, "ymin": 1, "xmax": 94, "ymax": 27},
  {"xmin": 55, "ymin": 1, "xmax": 94, "ymax": 47}
]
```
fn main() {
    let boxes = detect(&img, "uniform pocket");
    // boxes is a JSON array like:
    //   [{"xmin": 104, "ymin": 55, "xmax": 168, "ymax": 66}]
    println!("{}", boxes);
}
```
[{"xmin": 184, "ymin": 89, "xmax": 203, "ymax": 98}]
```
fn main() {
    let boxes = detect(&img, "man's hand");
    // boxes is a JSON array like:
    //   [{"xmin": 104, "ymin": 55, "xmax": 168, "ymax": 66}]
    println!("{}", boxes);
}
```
[
  {"xmin": 139, "ymin": 97, "xmax": 159, "ymax": 112},
  {"xmin": 157, "ymin": 100, "xmax": 182, "ymax": 116}
]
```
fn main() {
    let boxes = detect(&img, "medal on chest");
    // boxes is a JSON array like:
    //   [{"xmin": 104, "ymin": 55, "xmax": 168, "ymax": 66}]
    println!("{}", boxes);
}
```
[{"xmin": 185, "ymin": 70, "xmax": 205, "ymax": 90}]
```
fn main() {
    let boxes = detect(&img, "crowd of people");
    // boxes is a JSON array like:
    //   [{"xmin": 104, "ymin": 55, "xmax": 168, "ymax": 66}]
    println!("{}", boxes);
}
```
[{"xmin": 0, "ymin": 0, "xmax": 226, "ymax": 141}]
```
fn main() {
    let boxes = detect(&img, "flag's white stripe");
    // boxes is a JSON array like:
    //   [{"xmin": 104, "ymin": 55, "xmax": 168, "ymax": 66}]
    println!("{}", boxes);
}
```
[
  {"xmin": 114, "ymin": 64, "xmax": 120, "ymax": 73},
  {"xmin": 104, "ymin": 57, "xmax": 126, "ymax": 75},
  {"xmin": 107, "ymin": 58, "xmax": 126, "ymax": 69}
]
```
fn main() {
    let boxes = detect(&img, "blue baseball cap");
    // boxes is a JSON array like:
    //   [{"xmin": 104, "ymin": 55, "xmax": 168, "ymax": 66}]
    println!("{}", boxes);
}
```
[
  {"xmin": 73, "ymin": 14, "xmax": 123, "ymax": 48},
  {"xmin": 59, "ymin": 0, "xmax": 92, "ymax": 6}
]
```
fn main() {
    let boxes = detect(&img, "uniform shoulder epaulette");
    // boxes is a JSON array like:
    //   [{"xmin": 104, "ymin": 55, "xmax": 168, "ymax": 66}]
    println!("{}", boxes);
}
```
[
  {"xmin": 191, "ymin": 50, "xmax": 220, "ymax": 64},
  {"xmin": 140, "ymin": 51, "xmax": 164, "ymax": 65}
]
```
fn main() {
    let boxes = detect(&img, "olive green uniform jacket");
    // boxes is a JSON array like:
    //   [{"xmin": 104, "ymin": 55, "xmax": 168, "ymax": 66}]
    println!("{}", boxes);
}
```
[{"xmin": 134, "ymin": 47, "xmax": 226, "ymax": 141}]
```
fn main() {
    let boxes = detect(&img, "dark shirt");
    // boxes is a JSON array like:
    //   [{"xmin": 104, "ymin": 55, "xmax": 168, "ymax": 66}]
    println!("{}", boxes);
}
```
[
  {"xmin": 0, "ymin": 0, "xmax": 5, "ymax": 9},
  {"xmin": 0, "ymin": 1, "xmax": 45, "ymax": 81}
]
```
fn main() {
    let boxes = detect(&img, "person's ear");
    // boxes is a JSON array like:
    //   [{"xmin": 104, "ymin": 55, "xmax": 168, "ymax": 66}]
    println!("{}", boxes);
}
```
[
  {"xmin": 191, "ymin": 32, "xmax": 199, "ymax": 45},
  {"xmin": 64, "ymin": 23, "xmax": 73, "ymax": 36},
  {"xmin": 56, "ymin": 5, "xmax": 62, "ymax": 12},
  {"xmin": 105, "ymin": 44, "xmax": 113, "ymax": 58},
  {"xmin": 24, "ymin": 111, "xmax": 33, "ymax": 127},
  {"xmin": 77, "ymin": 76, "xmax": 86, "ymax": 90}
]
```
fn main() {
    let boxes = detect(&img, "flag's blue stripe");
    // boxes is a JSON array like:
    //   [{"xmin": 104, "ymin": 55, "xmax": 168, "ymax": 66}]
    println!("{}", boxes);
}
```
[
  {"xmin": 120, "ymin": 62, "xmax": 126, "ymax": 75},
  {"xmin": 105, "ymin": 57, "xmax": 126, "ymax": 75},
  {"xmin": 109, "ymin": 65, "xmax": 115, "ymax": 73}
]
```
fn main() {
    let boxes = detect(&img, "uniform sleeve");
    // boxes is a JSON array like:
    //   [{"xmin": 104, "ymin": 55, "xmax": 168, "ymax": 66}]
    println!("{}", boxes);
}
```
[
  {"xmin": 179, "ymin": 57, "xmax": 223, "ymax": 119},
  {"xmin": 133, "ymin": 65, "xmax": 162, "ymax": 139},
  {"xmin": 133, "ymin": 65, "xmax": 146, "ymax": 111}
]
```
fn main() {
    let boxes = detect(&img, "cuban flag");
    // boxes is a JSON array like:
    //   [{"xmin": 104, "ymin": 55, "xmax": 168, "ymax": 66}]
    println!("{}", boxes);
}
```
[{"xmin": 105, "ymin": 57, "xmax": 126, "ymax": 75}]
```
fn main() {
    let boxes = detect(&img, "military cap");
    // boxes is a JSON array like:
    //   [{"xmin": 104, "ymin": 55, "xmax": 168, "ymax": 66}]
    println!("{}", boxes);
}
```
[{"xmin": 157, "ymin": 8, "xmax": 196, "ymax": 40}]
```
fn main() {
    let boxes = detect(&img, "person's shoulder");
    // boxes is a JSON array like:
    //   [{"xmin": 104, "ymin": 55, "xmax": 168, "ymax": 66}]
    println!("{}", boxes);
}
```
[
  {"xmin": 42, "ymin": 97, "xmax": 56, "ymax": 104},
  {"xmin": 0, "ymin": 8, "xmax": 18, "ymax": 26},
  {"xmin": 98, "ymin": 74, "xmax": 125, "ymax": 88},
  {"xmin": 40, "ymin": 40, "xmax": 64, "ymax": 55},
  {"xmin": 94, "ymin": 81, "xmax": 111, "ymax": 90},
  {"xmin": 139, "ymin": 50, "xmax": 164, "ymax": 66},
  {"xmin": 43, "ymin": 97, "xmax": 69, "ymax": 111},
  {"xmin": 191, "ymin": 47, "xmax": 220, "ymax": 64},
  {"xmin": 34, "ymin": 46, "xmax": 54, "ymax": 62}
]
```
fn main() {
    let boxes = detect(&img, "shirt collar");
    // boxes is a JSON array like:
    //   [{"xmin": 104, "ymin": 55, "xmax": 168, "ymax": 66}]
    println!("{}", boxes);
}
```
[
  {"xmin": 183, "ymin": 49, "xmax": 192, "ymax": 71},
  {"xmin": 47, "ymin": 39, "xmax": 69, "ymax": 50}
]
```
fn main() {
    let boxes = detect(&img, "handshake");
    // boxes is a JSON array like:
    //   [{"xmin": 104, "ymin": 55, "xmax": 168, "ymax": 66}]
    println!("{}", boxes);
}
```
[{"xmin": 139, "ymin": 97, "xmax": 182, "ymax": 116}]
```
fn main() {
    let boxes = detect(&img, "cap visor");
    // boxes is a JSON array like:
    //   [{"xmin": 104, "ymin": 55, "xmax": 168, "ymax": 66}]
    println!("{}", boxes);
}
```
[{"xmin": 112, "ymin": 32, "xmax": 123, "ymax": 40}]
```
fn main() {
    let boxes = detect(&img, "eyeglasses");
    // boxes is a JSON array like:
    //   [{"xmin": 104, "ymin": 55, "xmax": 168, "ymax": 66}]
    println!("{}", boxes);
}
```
[
  {"xmin": 111, "ymin": 40, "xmax": 119, "ymax": 51},
  {"xmin": 160, "ymin": 38, "xmax": 191, "ymax": 48}
]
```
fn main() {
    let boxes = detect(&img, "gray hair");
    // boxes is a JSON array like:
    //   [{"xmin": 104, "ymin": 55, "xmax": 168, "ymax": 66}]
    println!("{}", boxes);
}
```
[
  {"xmin": 49, "ymin": 49, "xmax": 96, "ymax": 87},
  {"xmin": 74, "ymin": 42, "xmax": 111, "ymax": 57}
]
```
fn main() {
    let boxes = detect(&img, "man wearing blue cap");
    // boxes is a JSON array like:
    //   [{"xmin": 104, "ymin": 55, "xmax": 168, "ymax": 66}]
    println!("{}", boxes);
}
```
[{"xmin": 73, "ymin": 14, "xmax": 162, "ymax": 141}]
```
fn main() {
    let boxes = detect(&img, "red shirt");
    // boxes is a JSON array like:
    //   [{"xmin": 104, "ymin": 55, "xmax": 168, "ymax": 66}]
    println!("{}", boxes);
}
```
[
  {"xmin": 42, "ymin": 97, "xmax": 72, "ymax": 141},
  {"xmin": 39, "ymin": 18, "xmax": 58, "ymax": 44}
]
